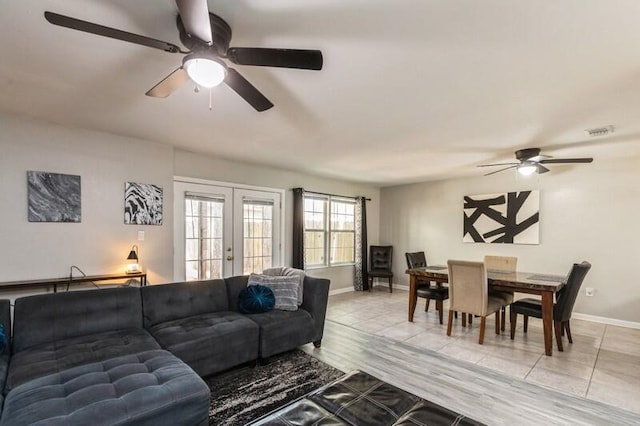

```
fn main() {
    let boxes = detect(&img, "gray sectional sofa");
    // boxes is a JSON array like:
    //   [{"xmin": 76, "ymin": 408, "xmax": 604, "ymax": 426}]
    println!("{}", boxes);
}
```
[{"xmin": 0, "ymin": 274, "xmax": 330, "ymax": 425}]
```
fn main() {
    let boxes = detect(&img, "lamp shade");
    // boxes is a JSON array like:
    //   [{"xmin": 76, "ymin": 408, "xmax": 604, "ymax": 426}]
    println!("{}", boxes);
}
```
[
  {"xmin": 127, "ymin": 245, "xmax": 138, "ymax": 261},
  {"xmin": 126, "ymin": 245, "xmax": 140, "ymax": 274}
]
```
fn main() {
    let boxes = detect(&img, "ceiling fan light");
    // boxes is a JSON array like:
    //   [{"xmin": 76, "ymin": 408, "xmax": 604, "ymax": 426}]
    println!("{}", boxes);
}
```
[
  {"xmin": 183, "ymin": 56, "xmax": 226, "ymax": 88},
  {"xmin": 517, "ymin": 163, "xmax": 537, "ymax": 176}
]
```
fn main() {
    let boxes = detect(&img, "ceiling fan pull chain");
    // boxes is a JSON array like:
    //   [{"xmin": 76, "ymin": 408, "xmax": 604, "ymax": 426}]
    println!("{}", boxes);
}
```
[{"xmin": 209, "ymin": 87, "xmax": 212, "ymax": 111}]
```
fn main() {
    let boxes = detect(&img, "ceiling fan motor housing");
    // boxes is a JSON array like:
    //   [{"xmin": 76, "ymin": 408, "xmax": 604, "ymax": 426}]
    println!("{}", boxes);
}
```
[
  {"xmin": 515, "ymin": 148, "xmax": 541, "ymax": 161},
  {"xmin": 177, "ymin": 13, "xmax": 231, "ymax": 57}
]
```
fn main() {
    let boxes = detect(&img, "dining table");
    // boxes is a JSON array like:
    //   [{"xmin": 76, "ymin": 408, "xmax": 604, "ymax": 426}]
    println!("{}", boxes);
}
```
[{"xmin": 405, "ymin": 266, "xmax": 566, "ymax": 356}]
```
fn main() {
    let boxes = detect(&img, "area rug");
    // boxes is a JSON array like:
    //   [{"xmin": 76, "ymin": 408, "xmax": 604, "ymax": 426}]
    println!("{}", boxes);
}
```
[{"xmin": 206, "ymin": 350, "xmax": 344, "ymax": 425}]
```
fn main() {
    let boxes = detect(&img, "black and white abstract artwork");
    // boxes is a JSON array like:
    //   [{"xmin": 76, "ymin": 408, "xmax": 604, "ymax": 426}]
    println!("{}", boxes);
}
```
[
  {"xmin": 464, "ymin": 190, "xmax": 539, "ymax": 244},
  {"xmin": 27, "ymin": 171, "xmax": 81, "ymax": 223},
  {"xmin": 124, "ymin": 182, "xmax": 163, "ymax": 225}
]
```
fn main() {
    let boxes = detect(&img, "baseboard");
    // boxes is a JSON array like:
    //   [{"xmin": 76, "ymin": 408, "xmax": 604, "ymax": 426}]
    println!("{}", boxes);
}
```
[
  {"xmin": 329, "ymin": 287, "xmax": 354, "ymax": 296},
  {"xmin": 572, "ymin": 313, "xmax": 640, "ymax": 330},
  {"xmin": 371, "ymin": 283, "xmax": 408, "ymax": 291}
]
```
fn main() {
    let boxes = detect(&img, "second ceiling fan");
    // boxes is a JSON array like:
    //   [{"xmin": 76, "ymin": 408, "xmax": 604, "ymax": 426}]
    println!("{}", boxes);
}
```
[
  {"xmin": 44, "ymin": 0, "xmax": 323, "ymax": 111},
  {"xmin": 478, "ymin": 148, "xmax": 594, "ymax": 176}
]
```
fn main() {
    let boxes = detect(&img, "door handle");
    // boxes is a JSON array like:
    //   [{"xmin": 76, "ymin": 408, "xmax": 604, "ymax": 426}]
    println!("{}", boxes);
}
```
[{"xmin": 226, "ymin": 256, "xmax": 234, "ymax": 261}]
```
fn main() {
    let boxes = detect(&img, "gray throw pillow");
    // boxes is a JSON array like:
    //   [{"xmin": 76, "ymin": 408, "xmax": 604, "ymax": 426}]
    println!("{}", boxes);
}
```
[
  {"xmin": 262, "ymin": 267, "xmax": 305, "ymax": 305},
  {"xmin": 248, "ymin": 274, "xmax": 299, "ymax": 311}
]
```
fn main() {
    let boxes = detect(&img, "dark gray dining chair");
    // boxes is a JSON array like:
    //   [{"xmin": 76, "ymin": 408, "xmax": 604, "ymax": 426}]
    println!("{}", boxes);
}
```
[
  {"xmin": 509, "ymin": 261, "xmax": 591, "ymax": 351},
  {"xmin": 368, "ymin": 245, "xmax": 393, "ymax": 293},
  {"xmin": 405, "ymin": 252, "xmax": 450, "ymax": 324}
]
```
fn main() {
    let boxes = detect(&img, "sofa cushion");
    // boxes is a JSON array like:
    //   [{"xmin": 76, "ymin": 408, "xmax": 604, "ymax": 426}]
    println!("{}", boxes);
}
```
[
  {"xmin": 247, "ymin": 309, "xmax": 315, "ymax": 358},
  {"xmin": 248, "ymin": 274, "xmax": 299, "ymax": 311},
  {"xmin": 0, "ymin": 350, "xmax": 210, "ymax": 426},
  {"xmin": 141, "ymin": 279, "xmax": 229, "ymax": 328},
  {"xmin": 13, "ymin": 287, "xmax": 143, "ymax": 353},
  {"xmin": 225, "ymin": 275, "xmax": 250, "ymax": 312},
  {"xmin": 0, "ymin": 300, "xmax": 11, "ymax": 410},
  {"xmin": 148, "ymin": 311, "xmax": 259, "ymax": 377},
  {"xmin": 6, "ymin": 328, "xmax": 160, "ymax": 392}
]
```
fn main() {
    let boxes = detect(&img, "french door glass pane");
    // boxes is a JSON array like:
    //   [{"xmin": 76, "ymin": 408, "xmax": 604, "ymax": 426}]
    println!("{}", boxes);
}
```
[
  {"xmin": 243, "ymin": 200, "xmax": 274, "ymax": 275},
  {"xmin": 185, "ymin": 196, "xmax": 224, "ymax": 280}
]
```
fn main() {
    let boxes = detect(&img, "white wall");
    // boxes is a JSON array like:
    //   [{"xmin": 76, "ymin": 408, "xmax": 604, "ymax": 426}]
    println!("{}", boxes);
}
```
[
  {"xmin": 0, "ymin": 113, "xmax": 174, "ymax": 287},
  {"xmin": 380, "ymin": 148, "xmax": 640, "ymax": 322},
  {"xmin": 174, "ymin": 150, "xmax": 381, "ymax": 290},
  {"xmin": 0, "ymin": 112, "xmax": 380, "ymax": 295}
]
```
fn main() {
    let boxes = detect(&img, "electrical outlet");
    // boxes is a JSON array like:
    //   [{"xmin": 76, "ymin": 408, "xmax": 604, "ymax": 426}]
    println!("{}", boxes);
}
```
[
  {"xmin": 137, "ymin": 230, "xmax": 145, "ymax": 241},
  {"xmin": 585, "ymin": 287, "xmax": 594, "ymax": 297}
]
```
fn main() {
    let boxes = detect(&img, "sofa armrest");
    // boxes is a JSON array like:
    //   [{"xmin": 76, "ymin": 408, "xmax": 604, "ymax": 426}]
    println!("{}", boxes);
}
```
[{"xmin": 300, "ymin": 276, "xmax": 330, "ymax": 343}]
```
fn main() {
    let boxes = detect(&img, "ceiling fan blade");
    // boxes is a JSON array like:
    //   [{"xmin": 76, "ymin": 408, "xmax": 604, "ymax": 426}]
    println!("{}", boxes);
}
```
[
  {"xmin": 227, "ymin": 48, "xmax": 323, "ymax": 70},
  {"xmin": 225, "ymin": 68, "xmax": 274, "ymax": 112},
  {"xmin": 44, "ymin": 11, "xmax": 181, "ymax": 53},
  {"xmin": 484, "ymin": 165, "xmax": 518, "ymax": 176},
  {"xmin": 537, "ymin": 164, "xmax": 550, "ymax": 174},
  {"xmin": 175, "ymin": 0, "xmax": 212, "ymax": 45},
  {"xmin": 146, "ymin": 68, "xmax": 190, "ymax": 98},
  {"xmin": 477, "ymin": 162, "xmax": 520, "ymax": 168},
  {"xmin": 539, "ymin": 158, "xmax": 593, "ymax": 164}
]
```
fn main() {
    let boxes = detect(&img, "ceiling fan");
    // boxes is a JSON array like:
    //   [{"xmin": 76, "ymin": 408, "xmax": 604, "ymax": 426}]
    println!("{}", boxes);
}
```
[
  {"xmin": 44, "ymin": 0, "xmax": 323, "ymax": 111},
  {"xmin": 478, "ymin": 148, "xmax": 594, "ymax": 176}
]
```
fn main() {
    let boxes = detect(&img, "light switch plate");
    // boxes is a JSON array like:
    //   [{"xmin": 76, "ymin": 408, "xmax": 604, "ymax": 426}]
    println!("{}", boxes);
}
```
[{"xmin": 137, "ymin": 230, "xmax": 145, "ymax": 241}]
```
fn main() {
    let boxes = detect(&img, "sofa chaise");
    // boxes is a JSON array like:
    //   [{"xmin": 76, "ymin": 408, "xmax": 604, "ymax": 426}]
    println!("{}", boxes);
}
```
[{"xmin": 0, "ymin": 274, "xmax": 330, "ymax": 425}]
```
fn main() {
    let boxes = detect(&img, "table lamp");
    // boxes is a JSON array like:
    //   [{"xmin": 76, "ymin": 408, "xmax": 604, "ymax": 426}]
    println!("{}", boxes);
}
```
[{"xmin": 126, "ymin": 245, "xmax": 140, "ymax": 274}]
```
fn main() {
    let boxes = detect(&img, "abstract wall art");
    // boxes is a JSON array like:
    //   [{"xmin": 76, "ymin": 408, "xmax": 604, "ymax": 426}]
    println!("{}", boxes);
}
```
[
  {"xmin": 27, "ymin": 171, "xmax": 81, "ymax": 223},
  {"xmin": 124, "ymin": 182, "xmax": 163, "ymax": 225},
  {"xmin": 463, "ymin": 190, "xmax": 539, "ymax": 244}
]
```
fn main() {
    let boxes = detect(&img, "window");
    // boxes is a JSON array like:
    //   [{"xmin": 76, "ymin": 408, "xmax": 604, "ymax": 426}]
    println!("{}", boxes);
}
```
[
  {"xmin": 303, "ymin": 195, "xmax": 355, "ymax": 267},
  {"xmin": 184, "ymin": 194, "xmax": 225, "ymax": 281},
  {"xmin": 242, "ymin": 199, "xmax": 274, "ymax": 275}
]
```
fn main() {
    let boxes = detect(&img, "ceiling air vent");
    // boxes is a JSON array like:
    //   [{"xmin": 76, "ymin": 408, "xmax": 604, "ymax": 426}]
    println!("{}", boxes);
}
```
[{"xmin": 585, "ymin": 125, "xmax": 614, "ymax": 137}]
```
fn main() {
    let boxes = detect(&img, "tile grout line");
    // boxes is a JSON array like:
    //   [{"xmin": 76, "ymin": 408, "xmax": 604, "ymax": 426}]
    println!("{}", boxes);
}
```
[{"xmin": 584, "ymin": 323, "xmax": 607, "ymax": 398}]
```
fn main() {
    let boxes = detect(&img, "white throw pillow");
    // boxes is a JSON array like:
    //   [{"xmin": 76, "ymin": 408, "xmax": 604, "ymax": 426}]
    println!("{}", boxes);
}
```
[
  {"xmin": 262, "ymin": 267, "xmax": 305, "ymax": 305},
  {"xmin": 248, "ymin": 274, "xmax": 299, "ymax": 311}
]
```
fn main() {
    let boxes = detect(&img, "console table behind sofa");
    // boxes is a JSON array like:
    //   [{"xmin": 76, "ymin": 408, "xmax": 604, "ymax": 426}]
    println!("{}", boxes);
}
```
[{"xmin": 0, "ymin": 272, "xmax": 147, "ymax": 293}]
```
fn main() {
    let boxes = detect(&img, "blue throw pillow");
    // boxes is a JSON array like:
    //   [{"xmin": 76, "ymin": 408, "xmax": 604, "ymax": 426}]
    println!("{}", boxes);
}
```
[
  {"xmin": 0, "ymin": 324, "xmax": 7, "ymax": 353},
  {"xmin": 238, "ymin": 285, "xmax": 275, "ymax": 314}
]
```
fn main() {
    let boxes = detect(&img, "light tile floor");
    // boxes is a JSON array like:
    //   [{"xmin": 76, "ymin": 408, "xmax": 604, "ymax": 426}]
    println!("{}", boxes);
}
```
[{"xmin": 327, "ymin": 287, "xmax": 640, "ymax": 415}]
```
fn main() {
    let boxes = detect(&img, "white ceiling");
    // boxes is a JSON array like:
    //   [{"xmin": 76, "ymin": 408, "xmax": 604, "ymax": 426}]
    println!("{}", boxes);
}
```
[{"xmin": 1, "ymin": 0, "xmax": 639, "ymax": 186}]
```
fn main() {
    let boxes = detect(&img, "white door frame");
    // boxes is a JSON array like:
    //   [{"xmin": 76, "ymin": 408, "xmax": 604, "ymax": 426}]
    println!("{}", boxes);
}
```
[
  {"xmin": 173, "ymin": 181, "xmax": 233, "ymax": 281},
  {"xmin": 173, "ymin": 176, "xmax": 285, "ymax": 280},
  {"xmin": 233, "ymin": 188, "xmax": 282, "ymax": 274}
]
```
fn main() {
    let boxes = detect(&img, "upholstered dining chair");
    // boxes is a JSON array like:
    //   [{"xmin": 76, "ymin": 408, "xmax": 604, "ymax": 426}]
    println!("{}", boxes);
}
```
[
  {"xmin": 446, "ymin": 260, "xmax": 506, "ymax": 344},
  {"xmin": 484, "ymin": 255, "xmax": 517, "ymax": 331},
  {"xmin": 405, "ymin": 252, "xmax": 450, "ymax": 324},
  {"xmin": 368, "ymin": 245, "xmax": 393, "ymax": 293},
  {"xmin": 509, "ymin": 261, "xmax": 591, "ymax": 351}
]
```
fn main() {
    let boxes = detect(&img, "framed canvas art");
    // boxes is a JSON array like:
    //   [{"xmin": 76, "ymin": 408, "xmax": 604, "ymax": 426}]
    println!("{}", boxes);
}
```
[
  {"xmin": 463, "ymin": 190, "xmax": 539, "ymax": 244},
  {"xmin": 124, "ymin": 182, "xmax": 163, "ymax": 225},
  {"xmin": 27, "ymin": 171, "xmax": 81, "ymax": 222}
]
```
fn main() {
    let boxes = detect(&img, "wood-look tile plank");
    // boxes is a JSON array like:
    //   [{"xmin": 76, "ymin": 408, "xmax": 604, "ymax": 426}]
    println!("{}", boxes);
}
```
[{"xmin": 302, "ymin": 320, "xmax": 640, "ymax": 425}]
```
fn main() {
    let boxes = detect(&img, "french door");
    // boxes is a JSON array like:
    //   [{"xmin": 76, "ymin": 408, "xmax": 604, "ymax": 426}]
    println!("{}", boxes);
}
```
[{"xmin": 174, "ymin": 180, "xmax": 282, "ymax": 281}]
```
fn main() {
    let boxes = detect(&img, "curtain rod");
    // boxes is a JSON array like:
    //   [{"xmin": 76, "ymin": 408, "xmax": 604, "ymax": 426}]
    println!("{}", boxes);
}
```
[{"xmin": 300, "ymin": 188, "xmax": 371, "ymax": 201}]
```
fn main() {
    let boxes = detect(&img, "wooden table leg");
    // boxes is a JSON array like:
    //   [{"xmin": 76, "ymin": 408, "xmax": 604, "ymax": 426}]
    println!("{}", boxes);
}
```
[
  {"xmin": 408, "ymin": 274, "xmax": 417, "ymax": 322},
  {"xmin": 541, "ymin": 291, "xmax": 553, "ymax": 356}
]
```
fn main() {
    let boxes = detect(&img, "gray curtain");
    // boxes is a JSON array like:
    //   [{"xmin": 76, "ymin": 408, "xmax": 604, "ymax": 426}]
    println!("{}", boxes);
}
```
[
  {"xmin": 292, "ymin": 188, "xmax": 305, "ymax": 269},
  {"xmin": 354, "ymin": 196, "xmax": 368, "ymax": 291}
]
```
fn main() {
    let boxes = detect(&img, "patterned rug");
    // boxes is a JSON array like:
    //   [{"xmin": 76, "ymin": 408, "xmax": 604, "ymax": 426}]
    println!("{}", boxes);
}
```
[{"xmin": 206, "ymin": 350, "xmax": 344, "ymax": 425}]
